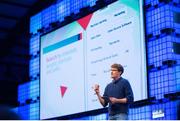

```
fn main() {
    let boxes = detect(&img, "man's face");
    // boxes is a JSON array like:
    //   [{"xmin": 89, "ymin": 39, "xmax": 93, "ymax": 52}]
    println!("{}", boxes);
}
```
[{"xmin": 111, "ymin": 67, "xmax": 121, "ymax": 79}]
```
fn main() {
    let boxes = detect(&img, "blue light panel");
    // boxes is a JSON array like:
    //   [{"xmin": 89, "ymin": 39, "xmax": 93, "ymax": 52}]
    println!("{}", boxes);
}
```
[
  {"xmin": 42, "ymin": 5, "xmax": 57, "ymax": 28},
  {"xmin": 30, "ymin": 13, "xmax": 42, "ymax": 34}
]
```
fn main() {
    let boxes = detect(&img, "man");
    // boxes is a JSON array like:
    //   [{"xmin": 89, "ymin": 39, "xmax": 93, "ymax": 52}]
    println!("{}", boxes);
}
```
[{"xmin": 94, "ymin": 63, "xmax": 134, "ymax": 120}]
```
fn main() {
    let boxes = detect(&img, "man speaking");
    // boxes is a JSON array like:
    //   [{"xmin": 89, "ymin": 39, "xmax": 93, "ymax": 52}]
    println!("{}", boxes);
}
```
[{"xmin": 94, "ymin": 63, "xmax": 134, "ymax": 120}]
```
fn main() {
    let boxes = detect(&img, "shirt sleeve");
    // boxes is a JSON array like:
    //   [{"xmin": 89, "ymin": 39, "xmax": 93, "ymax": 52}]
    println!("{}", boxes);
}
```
[{"xmin": 124, "ymin": 80, "xmax": 134, "ymax": 103}]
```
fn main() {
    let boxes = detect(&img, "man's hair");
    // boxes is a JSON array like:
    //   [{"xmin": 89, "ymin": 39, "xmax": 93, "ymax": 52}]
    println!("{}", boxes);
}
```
[{"xmin": 111, "ymin": 63, "xmax": 124, "ymax": 75}]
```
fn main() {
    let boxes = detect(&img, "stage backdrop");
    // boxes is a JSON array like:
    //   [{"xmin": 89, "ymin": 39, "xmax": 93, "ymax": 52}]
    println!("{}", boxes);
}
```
[{"xmin": 40, "ymin": 0, "xmax": 147, "ymax": 119}]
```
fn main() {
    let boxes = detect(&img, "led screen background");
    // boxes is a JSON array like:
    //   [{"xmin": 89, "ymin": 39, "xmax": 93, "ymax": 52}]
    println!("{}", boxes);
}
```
[{"xmin": 40, "ymin": 0, "xmax": 147, "ymax": 119}]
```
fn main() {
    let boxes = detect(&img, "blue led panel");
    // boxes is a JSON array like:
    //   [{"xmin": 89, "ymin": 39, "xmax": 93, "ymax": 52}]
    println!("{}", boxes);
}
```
[
  {"xmin": 146, "ymin": 4, "xmax": 173, "ymax": 36},
  {"xmin": 29, "ymin": 35, "xmax": 40, "ymax": 56},
  {"xmin": 30, "ymin": 13, "xmax": 42, "ymax": 34},
  {"xmin": 30, "ymin": 80, "xmax": 39, "ymax": 100},
  {"xmin": 29, "ymin": 102, "xmax": 40, "ymax": 119},
  {"xmin": 69, "ymin": 0, "xmax": 87, "ymax": 14},
  {"xmin": 29, "ymin": 56, "xmax": 39, "ymax": 78},
  {"xmin": 86, "ymin": 0, "xmax": 97, "ymax": 7},
  {"xmin": 56, "ymin": 0, "xmax": 70, "ymax": 22},
  {"xmin": 41, "ymin": 5, "xmax": 57, "ymax": 28},
  {"xmin": 18, "ymin": 83, "xmax": 30, "ymax": 104},
  {"xmin": 18, "ymin": 105, "xmax": 30, "ymax": 119}
]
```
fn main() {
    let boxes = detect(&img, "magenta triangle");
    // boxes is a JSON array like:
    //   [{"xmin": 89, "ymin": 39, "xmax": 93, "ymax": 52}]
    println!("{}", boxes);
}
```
[
  {"xmin": 77, "ymin": 13, "xmax": 93, "ymax": 30},
  {"xmin": 60, "ymin": 86, "xmax": 67, "ymax": 98}
]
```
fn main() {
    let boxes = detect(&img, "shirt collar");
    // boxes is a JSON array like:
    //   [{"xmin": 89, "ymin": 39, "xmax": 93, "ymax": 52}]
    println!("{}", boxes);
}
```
[{"xmin": 112, "ymin": 77, "xmax": 122, "ymax": 84}]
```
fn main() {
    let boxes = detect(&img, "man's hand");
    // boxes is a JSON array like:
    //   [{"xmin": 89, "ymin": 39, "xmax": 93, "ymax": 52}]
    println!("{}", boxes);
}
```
[
  {"xmin": 109, "ymin": 97, "xmax": 118, "ymax": 104},
  {"xmin": 109, "ymin": 97, "xmax": 128, "ymax": 104},
  {"xmin": 93, "ymin": 84, "xmax": 106, "ymax": 107},
  {"xmin": 94, "ymin": 84, "xmax": 100, "ymax": 94}
]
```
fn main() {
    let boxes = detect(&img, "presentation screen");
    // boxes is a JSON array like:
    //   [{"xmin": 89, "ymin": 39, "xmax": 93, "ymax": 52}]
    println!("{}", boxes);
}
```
[{"xmin": 40, "ymin": 0, "xmax": 147, "ymax": 119}]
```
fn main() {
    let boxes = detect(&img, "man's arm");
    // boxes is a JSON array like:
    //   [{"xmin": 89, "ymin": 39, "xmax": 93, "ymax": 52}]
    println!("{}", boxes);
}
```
[
  {"xmin": 109, "ymin": 97, "xmax": 127, "ymax": 104},
  {"xmin": 94, "ymin": 84, "xmax": 107, "ymax": 107},
  {"xmin": 124, "ymin": 80, "xmax": 134, "ymax": 103},
  {"xmin": 96, "ymin": 92, "xmax": 106, "ymax": 107}
]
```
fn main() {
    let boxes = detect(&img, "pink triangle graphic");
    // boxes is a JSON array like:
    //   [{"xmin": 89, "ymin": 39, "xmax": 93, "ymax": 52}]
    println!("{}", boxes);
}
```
[
  {"xmin": 60, "ymin": 86, "xmax": 67, "ymax": 98},
  {"xmin": 77, "ymin": 13, "xmax": 93, "ymax": 30}
]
